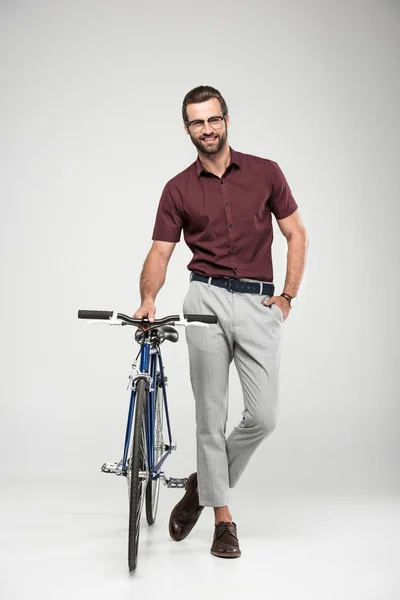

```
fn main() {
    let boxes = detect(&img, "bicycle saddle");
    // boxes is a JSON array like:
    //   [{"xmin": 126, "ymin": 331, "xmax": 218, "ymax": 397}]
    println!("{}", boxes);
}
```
[
  {"xmin": 157, "ymin": 325, "xmax": 179, "ymax": 343},
  {"xmin": 135, "ymin": 325, "xmax": 179, "ymax": 344}
]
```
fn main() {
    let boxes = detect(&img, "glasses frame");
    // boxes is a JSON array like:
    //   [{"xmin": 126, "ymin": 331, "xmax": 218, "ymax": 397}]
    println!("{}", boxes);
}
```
[{"xmin": 185, "ymin": 114, "xmax": 227, "ymax": 131}]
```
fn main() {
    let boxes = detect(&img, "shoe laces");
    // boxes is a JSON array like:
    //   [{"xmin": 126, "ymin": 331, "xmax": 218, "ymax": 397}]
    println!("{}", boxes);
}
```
[{"xmin": 216, "ymin": 522, "xmax": 237, "ymax": 539}]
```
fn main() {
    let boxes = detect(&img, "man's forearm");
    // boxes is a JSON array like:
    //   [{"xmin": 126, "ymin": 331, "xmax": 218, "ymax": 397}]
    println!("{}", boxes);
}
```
[
  {"xmin": 140, "ymin": 251, "xmax": 168, "ymax": 303},
  {"xmin": 283, "ymin": 231, "xmax": 308, "ymax": 298}
]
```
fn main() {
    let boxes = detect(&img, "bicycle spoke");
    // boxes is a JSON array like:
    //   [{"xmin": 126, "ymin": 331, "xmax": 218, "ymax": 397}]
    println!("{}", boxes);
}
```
[{"xmin": 145, "ymin": 380, "xmax": 164, "ymax": 525}]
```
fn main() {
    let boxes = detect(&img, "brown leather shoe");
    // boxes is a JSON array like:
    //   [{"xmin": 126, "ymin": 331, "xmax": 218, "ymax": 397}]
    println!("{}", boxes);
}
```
[
  {"xmin": 210, "ymin": 521, "xmax": 241, "ymax": 558},
  {"xmin": 169, "ymin": 473, "xmax": 204, "ymax": 541}
]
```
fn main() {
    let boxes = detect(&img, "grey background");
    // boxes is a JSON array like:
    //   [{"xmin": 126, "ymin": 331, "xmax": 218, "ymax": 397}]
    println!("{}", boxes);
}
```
[{"xmin": 0, "ymin": 1, "xmax": 399, "ymax": 598}]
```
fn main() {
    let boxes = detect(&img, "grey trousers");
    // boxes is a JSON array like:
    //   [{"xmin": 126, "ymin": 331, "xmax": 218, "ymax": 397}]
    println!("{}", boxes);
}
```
[{"xmin": 183, "ymin": 275, "xmax": 283, "ymax": 507}]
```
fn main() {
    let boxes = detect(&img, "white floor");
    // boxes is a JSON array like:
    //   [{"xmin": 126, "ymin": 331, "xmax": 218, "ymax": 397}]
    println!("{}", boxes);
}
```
[{"xmin": 1, "ymin": 478, "xmax": 399, "ymax": 600}]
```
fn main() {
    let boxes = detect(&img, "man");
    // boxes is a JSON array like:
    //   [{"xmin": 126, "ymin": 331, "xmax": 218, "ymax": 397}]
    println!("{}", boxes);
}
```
[{"xmin": 133, "ymin": 85, "xmax": 308, "ymax": 559}]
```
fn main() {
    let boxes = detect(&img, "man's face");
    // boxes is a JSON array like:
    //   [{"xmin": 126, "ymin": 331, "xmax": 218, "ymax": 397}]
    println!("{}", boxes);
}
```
[{"xmin": 185, "ymin": 98, "xmax": 230, "ymax": 155}]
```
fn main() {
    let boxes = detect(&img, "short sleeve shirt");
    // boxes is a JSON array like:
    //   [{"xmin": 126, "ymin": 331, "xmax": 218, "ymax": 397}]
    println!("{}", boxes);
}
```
[{"xmin": 151, "ymin": 147, "xmax": 298, "ymax": 282}]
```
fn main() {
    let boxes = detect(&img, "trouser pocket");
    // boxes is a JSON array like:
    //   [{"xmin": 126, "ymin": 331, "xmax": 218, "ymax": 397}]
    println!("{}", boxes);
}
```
[
  {"xmin": 271, "ymin": 302, "xmax": 284, "ymax": 323},
  {"xmin": 263, "ymin": 295, "xmax": 283, "ymax": 324}
]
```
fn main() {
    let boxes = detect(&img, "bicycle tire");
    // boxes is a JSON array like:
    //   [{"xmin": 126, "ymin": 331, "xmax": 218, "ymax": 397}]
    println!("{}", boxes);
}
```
[
  {"xmin": 145, "ymin": 379, "xmax": 164, "ymax": 525},
  {"xmin": 128, "ymin": 378, "xmax": 148, "ymax": 572}
]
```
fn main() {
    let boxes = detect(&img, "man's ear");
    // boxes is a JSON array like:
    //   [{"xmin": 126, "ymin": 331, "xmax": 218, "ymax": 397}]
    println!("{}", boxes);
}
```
[{"xmin": 183, "ymin": 124, "xmax": 189, "ymax": 136}]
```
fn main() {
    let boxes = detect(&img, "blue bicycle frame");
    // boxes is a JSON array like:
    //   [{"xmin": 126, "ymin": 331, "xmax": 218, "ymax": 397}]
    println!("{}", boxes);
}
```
[{"xmin": 121, "ymin": 342, "xmax": 173, "ymax": 480}]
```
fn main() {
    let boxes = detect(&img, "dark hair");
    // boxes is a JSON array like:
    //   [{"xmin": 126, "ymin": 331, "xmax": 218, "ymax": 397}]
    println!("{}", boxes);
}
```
[{"xmin": 182, "ymin": 85, "xmax": 228, "ymax": 123}]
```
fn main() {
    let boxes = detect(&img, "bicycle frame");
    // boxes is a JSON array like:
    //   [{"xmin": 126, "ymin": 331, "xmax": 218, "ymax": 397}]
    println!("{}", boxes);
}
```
[{"xmin": 121, "ymin": 341, "xmax": 173, "ymax": 480}]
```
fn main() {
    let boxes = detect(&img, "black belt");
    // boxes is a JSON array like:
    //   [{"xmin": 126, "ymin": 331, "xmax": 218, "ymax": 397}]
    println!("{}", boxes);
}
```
[{"xmin": 190, "ymin": 272, "xmax": 274, "ymax": 296}]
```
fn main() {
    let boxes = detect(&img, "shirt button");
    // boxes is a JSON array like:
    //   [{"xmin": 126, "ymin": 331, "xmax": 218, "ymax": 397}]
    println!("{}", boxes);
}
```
[
  {"xmin": 228, "ymin": 224, "xmax": 233, "ymax": 228},
  {"xmin": 220, "ymin": 180, "xmax": 224, "ymax": 185},
  {"xmin": 230, "ymin": 247, "xmax": 236, "ymax": 253},
  {"xmin": 225, "ymin": 202, "xmax": 229, "ymax": 206}
]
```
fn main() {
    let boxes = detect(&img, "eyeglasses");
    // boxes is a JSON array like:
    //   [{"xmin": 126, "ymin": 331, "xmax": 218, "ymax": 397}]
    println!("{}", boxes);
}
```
[{"xmin": 185, "ymin": 114, "xmax": 226, "ymax": 133}]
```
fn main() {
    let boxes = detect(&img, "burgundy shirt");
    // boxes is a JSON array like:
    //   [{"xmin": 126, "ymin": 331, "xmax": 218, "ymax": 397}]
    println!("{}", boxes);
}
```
[{"xmin": 151, "ymin": 147, "xmax": 298, "ymax": 282}]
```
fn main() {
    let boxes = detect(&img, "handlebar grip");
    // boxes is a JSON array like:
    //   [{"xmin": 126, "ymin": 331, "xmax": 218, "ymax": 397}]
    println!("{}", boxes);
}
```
[
  {"xmin": 78, "ymin": 310, "xmax": 114, "ymax": 320},
  {"xmin": 184, "ymin": 313, "xmax": 218, "ymax": 324}
]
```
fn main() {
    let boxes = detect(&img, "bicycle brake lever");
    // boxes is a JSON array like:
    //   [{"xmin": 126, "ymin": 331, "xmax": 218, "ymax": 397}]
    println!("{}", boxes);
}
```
[
  {"xmin": 86, "ymin": 311, "xmax": 122, "ymax": 326},
  {"xmin": 175, "ymin": 321, "xmax": 209, "ymax": 328},
  {"xmin": 109, "ymin": 311, "xmax": 122, "ymax": 325}
]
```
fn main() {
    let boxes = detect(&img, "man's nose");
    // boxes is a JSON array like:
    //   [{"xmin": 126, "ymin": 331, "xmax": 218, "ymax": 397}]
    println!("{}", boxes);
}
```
[{"xmin": 202, "ymin": 121, "xmax": 213, "ymax": 134}]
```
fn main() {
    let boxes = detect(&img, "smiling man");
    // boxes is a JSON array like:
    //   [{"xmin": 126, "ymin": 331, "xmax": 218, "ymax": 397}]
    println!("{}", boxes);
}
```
[{"xmin": 133, "ymin": 85, "xmax": 308, "ymax": 559}]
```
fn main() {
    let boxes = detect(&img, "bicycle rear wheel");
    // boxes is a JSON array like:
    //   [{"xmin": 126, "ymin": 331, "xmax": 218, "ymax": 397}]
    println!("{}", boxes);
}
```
[
  {"xmin": 127, "ymin": 378, "xmax": 149, "ymax": 572},
  {"xmin": 146, "ymin": 377, "xmax": 164, "ymax": 525}
]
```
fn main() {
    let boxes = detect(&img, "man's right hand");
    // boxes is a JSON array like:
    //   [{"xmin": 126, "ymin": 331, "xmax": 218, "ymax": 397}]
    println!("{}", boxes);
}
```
[{"xmin": 133, "ymin": 301, "xmax": 156, "ymax": 323}]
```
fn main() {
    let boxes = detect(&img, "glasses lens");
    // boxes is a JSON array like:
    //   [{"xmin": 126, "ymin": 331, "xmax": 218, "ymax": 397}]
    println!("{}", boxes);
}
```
[
  {"xmin": 189, "ymin": 121, "xmax": 204, "ymax": 132},
  {"xmin": 209, "ymin": 117, "xmax": 224, "ymax": 129}
]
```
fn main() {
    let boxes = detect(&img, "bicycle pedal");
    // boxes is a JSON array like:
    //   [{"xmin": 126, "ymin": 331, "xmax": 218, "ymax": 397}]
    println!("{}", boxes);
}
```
[
  {"xmin": 165, "ymin": 477, "xmax": 188, "ymax": 488},
  {"xmin": 101, "ymin": 461, "xmax": 124, "ymax": 476}
]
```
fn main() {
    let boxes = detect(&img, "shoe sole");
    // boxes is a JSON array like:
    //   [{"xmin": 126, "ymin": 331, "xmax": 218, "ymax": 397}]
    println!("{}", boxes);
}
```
[
  {"xmin": 168, "ymin": 473, "xmax": 198, "ymax": 542},
  {"xmin": 210, "ymin": 549, "xmax": 241, "ymax": 558}
]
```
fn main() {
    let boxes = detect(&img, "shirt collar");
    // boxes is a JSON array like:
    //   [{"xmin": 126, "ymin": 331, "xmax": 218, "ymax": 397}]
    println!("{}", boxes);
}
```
[{"xmin": 195, "ymin": 146, "xmax": 241, "ymax": 177}]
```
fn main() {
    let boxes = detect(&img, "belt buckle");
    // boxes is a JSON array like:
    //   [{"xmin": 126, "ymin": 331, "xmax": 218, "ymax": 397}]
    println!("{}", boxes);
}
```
[{"xmin": 227, "ymin": 278, "xmax": 235, "ymax": 293}]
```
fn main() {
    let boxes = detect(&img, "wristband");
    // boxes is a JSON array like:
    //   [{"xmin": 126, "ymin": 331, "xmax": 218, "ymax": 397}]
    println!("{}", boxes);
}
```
[{"xmin": 280, "ymin": 293, "xmax": 293, "ymax": 306}]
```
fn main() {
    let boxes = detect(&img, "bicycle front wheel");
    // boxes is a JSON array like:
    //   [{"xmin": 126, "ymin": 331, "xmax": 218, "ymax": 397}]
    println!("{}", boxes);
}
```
[{"xmin": 128, "ymin": 378, "xmax": 148, "ymax": 572}]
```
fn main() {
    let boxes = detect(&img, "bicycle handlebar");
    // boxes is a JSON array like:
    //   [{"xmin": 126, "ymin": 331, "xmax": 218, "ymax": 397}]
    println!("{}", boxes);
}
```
[
  {"xmin": 77, "ymin": 310, "xmax": 218, "ymax": 326},
  {"xmin": 78, "ymin": 310, "xmax": 114, "ymax": 320},
  {"xmin": 183, "ymin": 314, "xmax": 217, "ymax": 324}
]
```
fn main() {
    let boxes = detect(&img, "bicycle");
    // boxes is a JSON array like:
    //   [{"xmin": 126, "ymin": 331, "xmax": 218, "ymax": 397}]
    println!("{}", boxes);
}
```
[{"xmin": 77, "ymin": 309, "xmax": 217, "ymax": 571}]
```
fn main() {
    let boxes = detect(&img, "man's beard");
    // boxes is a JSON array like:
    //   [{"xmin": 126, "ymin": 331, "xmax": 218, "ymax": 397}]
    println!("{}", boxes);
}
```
[{"xmin": 189, "ymin": 128, "xmax": 228, "ymax": 155}]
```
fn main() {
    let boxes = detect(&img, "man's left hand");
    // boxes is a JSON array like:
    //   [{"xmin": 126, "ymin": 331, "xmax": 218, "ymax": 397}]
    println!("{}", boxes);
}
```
[{"xmin": 262, "ymin": 295, "xmax": 291, "ymax": 321}]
